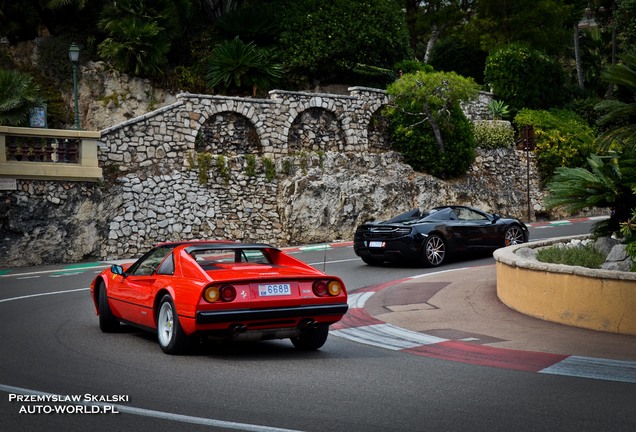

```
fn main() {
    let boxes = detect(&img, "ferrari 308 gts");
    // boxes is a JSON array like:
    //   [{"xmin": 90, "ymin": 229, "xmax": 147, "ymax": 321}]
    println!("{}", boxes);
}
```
[
  {"xmin": 354, "ymin": 205, "xmax": 529, "ymax": 267},
  {"xmin": 90, "ymin": 241, "xmax": 348, "ymax": 354}
]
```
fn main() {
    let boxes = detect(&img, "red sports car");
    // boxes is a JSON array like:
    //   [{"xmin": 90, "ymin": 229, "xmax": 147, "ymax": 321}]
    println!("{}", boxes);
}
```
[{"xmin": 90, "ymin": 241, "xmax": 348, "ymax": 354}]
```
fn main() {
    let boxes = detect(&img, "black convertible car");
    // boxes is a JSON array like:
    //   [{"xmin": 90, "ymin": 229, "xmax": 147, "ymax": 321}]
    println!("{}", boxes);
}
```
[{"xmin": 353, "ymin": 206, "xmax": 529, "ymax": 267}]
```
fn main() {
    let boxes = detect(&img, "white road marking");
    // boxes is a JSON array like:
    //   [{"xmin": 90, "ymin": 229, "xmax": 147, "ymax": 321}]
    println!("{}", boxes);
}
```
[
  {"xmin": 0, "ymin": 288, "xmax": 88, "ymax": 304},
  {"xmin": 0, "ymin": 383, "xmax": 305, "ymax": 432},
  {"xmin": 540, "ymin": 356, "xmax": 636, "ymax": 383},
  {"xmin": 331, "ymin": 324, "xmax": 447, "ymax": 350}
]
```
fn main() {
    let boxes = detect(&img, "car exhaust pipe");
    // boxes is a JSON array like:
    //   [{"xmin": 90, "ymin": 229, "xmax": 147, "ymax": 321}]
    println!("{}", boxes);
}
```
[
  {"xmin": 229, "ymin": 324, "xmax": 247, "ymax": 335},
  {"xmin": 299, "ymin": 319, "xmax": 318, "ymax": 330}
]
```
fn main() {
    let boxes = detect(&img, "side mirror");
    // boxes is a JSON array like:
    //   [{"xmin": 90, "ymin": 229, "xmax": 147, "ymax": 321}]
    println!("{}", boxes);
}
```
[
  {"xmin": 492, "ymin": 213, "xmax": 501, "ymax": 223},
  {"xmin": 111, "ymin": 264, "xmax": 125, "ymax": 276}
]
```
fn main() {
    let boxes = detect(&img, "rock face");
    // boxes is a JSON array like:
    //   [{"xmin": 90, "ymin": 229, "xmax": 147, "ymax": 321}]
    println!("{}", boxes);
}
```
[
  {"xmin": 0, "ymin": 181, "xmax": 121, "ymax": 266},
  {"xmin": 77, "ymin": 61, "xmax": 178, "ymax": 131}
]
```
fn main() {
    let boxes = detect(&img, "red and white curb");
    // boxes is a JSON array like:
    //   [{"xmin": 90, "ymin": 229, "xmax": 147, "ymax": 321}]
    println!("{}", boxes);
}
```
[{"xmin": 331, "ymin": 276, "xmax": 636, "ymax": 384}]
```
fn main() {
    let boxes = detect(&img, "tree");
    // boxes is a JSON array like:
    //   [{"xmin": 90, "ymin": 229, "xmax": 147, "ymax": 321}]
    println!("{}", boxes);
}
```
[
  {"xmin": 546, "ymin": 52, "xmax": 636, "ymax": 237},
  {"xmin": 409, "ymin": 0, "xmax": 475, "ymax": 62},
  {"xmin": 484, "ymin": 44, "xmax": 566, "ymax": 113},
  {"xmin": 0, "ymin": 69, "xmax": 42, "ymax": 126},
  {"xmin": 97, "ymin": 0, "xmax": 180, "ymax": 77},
  {"xmin": 276, "ymin": 0, "xmax": 410, "ymax": 82},
  {"xmin": 205, "ymin": 37, "xmax": 283, "ymax": 96},
  {"xmin": 595, "ymin": 53, "xmax": 636, "ymax": 152},
  {"xmin": 464, "ymin": 0, "xmax": 572, "ymax": 55},
  {"xmin": 546, "ymin": 154, "xmax": 636, "ymax": 235},
  {"xmin": 385, "ymin": 70, "xmax": 478, "ymax": 178}
]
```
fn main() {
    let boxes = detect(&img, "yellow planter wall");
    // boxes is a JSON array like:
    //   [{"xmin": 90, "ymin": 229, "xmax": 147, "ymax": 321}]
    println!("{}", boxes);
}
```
[{"xmin": 494, "ymin": 238, "xmax": 636, "ymax": 336}]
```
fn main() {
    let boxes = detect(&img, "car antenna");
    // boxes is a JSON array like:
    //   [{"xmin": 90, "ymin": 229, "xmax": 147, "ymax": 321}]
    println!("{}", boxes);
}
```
[{"xmin": 322, "ymin": 242, "xmax": 328, "ymax": 273}]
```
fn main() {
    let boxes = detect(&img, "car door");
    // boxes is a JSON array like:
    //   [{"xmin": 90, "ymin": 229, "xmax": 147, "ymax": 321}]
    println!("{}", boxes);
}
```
[
  {"xmin": 453, "ymin": 208, "xmax": 498, "ymax": 249},
  {"xmin": 111, "ymin": 246, "xmax": 175, "ymax": 327}
]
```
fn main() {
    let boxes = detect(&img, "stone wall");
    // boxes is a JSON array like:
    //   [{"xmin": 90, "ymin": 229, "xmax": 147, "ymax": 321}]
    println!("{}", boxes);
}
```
[{"xmin": 0, "ymin": 87, "xmax": 547, "ymax": 267}]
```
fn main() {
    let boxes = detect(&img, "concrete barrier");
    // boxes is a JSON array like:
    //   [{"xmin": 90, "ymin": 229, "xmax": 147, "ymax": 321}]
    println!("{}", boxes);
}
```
[{"xmin": 493, "ymin": 236, "xmax": 636, "ymax": 336}]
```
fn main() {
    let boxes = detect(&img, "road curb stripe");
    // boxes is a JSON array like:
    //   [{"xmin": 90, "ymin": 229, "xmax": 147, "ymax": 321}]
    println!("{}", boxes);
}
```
[{"xmin": 332, "ymin": 266, "xmax": 636, "ymax": 384}]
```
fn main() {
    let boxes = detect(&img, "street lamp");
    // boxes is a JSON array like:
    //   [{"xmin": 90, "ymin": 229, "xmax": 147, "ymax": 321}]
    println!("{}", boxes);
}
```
[{"xmin": 68, "ymin": 42, "xmax": 80, "ymax": 129}]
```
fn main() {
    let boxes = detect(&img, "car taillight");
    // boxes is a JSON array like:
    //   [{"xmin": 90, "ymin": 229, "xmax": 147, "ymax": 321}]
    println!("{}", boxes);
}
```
[
  {"xmin": 312, "ymin": 281, "xmax": 328, "ymax": 297},
  {"xmin": 313, "ymin": 280, "xmax": 343, "ymax": 297},
  {"xmin": 203, "ymin": 284, "xmax": 236, "ymax": 303},
  {"xmin": 220, "ymin": 285, "xmax": 236, "ymax": 302},
  {"xmin": 328, "ymin": 280, "xmax": 343, "ymax": 296}
]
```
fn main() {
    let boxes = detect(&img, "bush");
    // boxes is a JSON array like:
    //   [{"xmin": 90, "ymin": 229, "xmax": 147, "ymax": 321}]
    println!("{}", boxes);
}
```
[
  {"xmin": 386, "ymin": 70, "xmax": 478, "ymax": 179},
  {"xmin": 484, "ymin": 44, "xmax": 565, "ymax": 113},
  {"xmin": 473, "ymin": 120, "xmax": 514, "ymax": 149},
  {"xmin": 387, "ymin": 103, "xmax": 476, "ymax": 179},
  {"xmin": 536, "ymin": 243, "xmax": 606, "ymax": 269},
  {"xmin": 514, "ymin": 108, "xmax": 596, "ymax": 182}
]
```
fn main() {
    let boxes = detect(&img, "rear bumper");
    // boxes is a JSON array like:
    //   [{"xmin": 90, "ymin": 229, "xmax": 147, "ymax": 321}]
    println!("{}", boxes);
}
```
[
  {"xmin": 354, "ymin": 239, "xmax": 419, "ymax": 263},
  {"xmin": 196, "ymin": 303, "xmax": 349, "ymax": 324}
]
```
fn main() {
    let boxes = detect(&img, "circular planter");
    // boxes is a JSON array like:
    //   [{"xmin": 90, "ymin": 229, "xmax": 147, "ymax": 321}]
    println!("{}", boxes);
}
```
[{"xmin": 493, "ymin": 236, "xmax": 636, "ymax": 335}]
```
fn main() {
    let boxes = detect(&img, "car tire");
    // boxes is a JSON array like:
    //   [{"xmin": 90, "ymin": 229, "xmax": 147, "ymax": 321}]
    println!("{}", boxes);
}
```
[
  {"xmin": 157, "ymin": 294, "xmax": 191, "ymax": 355},
  {"xmin": 504, "ymin": 225, "xmax": 525, "ymax": 246},
  {"xmin": 421, "ymin": 234, "xmax": 446, "ymax": 267},
  {"xmin": 98, "ymin": 283, "xmax": 120, "ymax": 333},
  {"xmin": 291, "ymin": 323, "xmax": 329, "ymax": 351}
]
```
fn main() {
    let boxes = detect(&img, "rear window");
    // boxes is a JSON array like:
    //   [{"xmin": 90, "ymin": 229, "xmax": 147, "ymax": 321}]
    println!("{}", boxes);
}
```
[{"xmin": 191, "ymin": 248, "xmax": 272, "ymax": 269}]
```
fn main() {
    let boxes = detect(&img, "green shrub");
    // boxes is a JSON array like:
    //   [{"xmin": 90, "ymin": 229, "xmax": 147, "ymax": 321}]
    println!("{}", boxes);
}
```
[
  {"xmin": 393, "ymin": 59, "xmax": 433, "ymax": 76},
  {"xmin": 473, "ymin": 120, "xmax": 514, "ymax": 149},
  {"xmin": 536, "ymin": 243, "xmax": 606, "ymax": 269},
  {"xmin": 196, "ymin": 152, "xmax": 213, "ymax": 185},
  {"xmin": 386, "ymin": 70, "xmax": 478, "ymax": 179},
  {"xmin": 215, "ymin": 155, "xmax": 231, "ymax": 183},
  {"xmin": 514, "ymin": 108, "xmax": 596, "ymax": 182},
  {"xmin": 262, "ymin": 157, "xmax": 276, "ymax": 182},
  {"xmin": 387, "ymin": 103, "xmax": 476, "ymax": 179},
  {"xmin": 0, "ymin": 69, "xmax": 42, "ymax": 126},
  {"xmin": 245, "ymin": 154, "xmax": 256, "ymax": 177},
  {"xmin": 620, "ymin": 209, "xmax": 636, "ymax": 271},
  {"xmin": 486, "ymin": 100, "xmax": 510, "ymax": 120},
  {"xmin": 484, "ymin": 44, "xmax": 565, "ymax": 113}
]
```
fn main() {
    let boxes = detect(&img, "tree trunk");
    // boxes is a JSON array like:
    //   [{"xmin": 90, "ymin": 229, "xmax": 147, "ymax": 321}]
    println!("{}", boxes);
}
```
[
  {"xmin": 607, "ymin": 2, "xmax": 617, "ymax": 98},
  {"xmin": 422, "ymin": 100, "xmax": 444, "ymax": 152},
  {"xmin": 574, "ymin": 24, "xmax": 585, "ymax": 90},
  {"xmin": 423, "ymin": 24, "xmax": 438, "ymax": 64}
]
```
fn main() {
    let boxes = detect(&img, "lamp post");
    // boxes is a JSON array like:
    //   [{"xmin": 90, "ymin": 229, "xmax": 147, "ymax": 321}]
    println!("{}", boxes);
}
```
[{"xmin": 68, "ymin": 42, "xmax": 80, "ymax": 129}]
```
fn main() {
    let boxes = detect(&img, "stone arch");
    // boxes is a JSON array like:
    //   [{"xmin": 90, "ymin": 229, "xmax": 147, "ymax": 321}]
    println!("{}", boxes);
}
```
[
  {"xmin": 196, "ymin": 111, "xmax": 262, "ymax": 155},
  {"xmin": 367, "ymin": 105, "xmax": 391, "ymax": 152},
  {"xmin": 287, "ymin": 107, "xmax": 346, "ymax": 154}
]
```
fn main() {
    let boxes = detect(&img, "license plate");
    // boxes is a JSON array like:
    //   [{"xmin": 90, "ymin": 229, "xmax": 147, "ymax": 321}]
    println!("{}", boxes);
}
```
[
  {"xmin": 368, "ymin": 241, "xmax": 384, "ymax": 248},
  {"xmin": 258, "ymin": 283, "xmax": 292, "ymax": 297}
]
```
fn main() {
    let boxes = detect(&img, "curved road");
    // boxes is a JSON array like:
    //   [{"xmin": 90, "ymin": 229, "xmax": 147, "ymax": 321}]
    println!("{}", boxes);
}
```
[{"xmin": 1, "ymin": 219, "xmax": 635, "ymax": 432}]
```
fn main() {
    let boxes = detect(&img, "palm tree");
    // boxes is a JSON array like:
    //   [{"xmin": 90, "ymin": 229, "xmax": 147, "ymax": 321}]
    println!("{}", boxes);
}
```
[
  {"xmin": 0, "ymin": 69, "xmax": 41, "ymax": 126},
  {"xmin": 595, "ymin": 53, "xmax": 636, "ymax": 152},
  {"xmin": 97, "ymin": 0, "xmax": 179, "ymax": 77},
  {"xmin": 205, "ymin": 37, "xmax": 283, "ymax": 96},
  {"xmin": 545, "ymin": 154, "xmax": 636, "ymax": 235},
  {"xmin": 547, "ymin": 52, "xmax": 636, "ymax": 236}
]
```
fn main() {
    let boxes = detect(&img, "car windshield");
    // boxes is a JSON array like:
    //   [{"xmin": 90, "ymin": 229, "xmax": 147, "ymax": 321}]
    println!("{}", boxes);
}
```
[
  {"xmin": 421, "ymin": 208, "xmax": 455, "ymax": 221},
  {"xmin": 128, "ymin": 245, "xmax": 176, "ymax": 276},
  {"xmin": 190, "ymin": 248, "xmax": 272, "ymax": 270}
]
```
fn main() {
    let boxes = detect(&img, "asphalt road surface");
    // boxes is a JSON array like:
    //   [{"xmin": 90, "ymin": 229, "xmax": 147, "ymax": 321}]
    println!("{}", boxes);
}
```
[{"xmin": 1, "ymin": 218, "xmax": 635, "ymax": 432}]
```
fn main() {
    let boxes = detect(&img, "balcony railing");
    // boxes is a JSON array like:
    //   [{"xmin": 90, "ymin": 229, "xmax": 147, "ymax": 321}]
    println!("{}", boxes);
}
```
[{"xmin": 0, "ymin": 126, "xmax": 102, "ymax": 182}]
